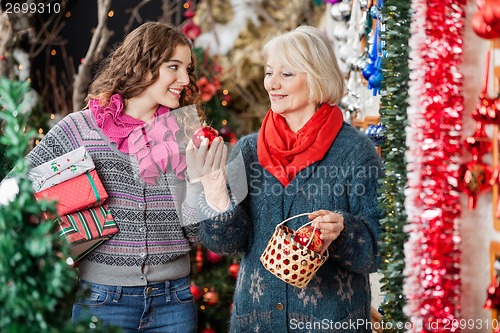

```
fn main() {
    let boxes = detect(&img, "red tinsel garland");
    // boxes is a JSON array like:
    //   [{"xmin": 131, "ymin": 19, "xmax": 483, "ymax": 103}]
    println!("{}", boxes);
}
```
[{"xmin": 405, "ymin": 0, "xmax": 465, "ymax": 332}]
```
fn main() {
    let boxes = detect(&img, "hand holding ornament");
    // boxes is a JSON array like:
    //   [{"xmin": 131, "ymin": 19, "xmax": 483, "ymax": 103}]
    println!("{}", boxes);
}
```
[
  {"xmin": 307, "ymin": 210, "xmax": 345, "ymax": 254},
  {"xmin": 186, "ymin": 128, "xmax": 229, "ymax": 210}
]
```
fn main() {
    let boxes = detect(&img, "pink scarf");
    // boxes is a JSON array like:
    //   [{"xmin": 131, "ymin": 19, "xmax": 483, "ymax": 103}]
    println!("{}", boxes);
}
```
[{"xmin": 90, "ymin": 94, "xmax": 186, "ymax": 184}]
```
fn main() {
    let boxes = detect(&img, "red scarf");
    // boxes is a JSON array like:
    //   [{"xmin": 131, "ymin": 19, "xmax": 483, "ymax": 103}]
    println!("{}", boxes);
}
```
[{"xmin": 257, "ymin": 103, "xmax": 343, "ymax": 186}]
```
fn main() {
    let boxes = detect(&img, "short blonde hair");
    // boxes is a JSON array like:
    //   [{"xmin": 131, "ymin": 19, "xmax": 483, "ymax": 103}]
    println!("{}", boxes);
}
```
[{"xmin": 263, "ymin": 25, "xmax": 345, "ymax": 105}]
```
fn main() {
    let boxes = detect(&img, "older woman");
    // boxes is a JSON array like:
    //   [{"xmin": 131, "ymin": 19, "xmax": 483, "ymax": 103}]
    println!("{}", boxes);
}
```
[{"xmin": 187, "ymin": 25, "xmax": 383, "ymax": 333}]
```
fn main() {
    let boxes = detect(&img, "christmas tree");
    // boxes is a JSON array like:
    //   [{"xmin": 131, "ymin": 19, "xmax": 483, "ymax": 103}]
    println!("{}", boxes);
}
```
[
  {"xmin": 192, "ymin": 46, "xmax": 237, "ymax": 144},
  {"xmin": 188, "ymin": 46, "xmax": 241, "ymax": 332},
  {"xmin": 0, "ymin": 77, "xmax": 120, "ymax": 333},
  {"xmin": 190, "ymin": 245, "xmax": 241, "ymax": 333},
  {"xmin": 189, "ymin": 36, "xmax": 240, "ymax": 333}
]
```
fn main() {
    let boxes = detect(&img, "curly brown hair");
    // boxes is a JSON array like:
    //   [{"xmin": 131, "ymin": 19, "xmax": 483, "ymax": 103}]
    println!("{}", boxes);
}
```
[{"xmin": 87, "ymin": 22, "xmax": 205, "ymax": 139}]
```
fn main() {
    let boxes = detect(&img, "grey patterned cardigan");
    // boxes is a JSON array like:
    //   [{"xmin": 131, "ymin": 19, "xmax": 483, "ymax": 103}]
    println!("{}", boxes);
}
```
[
  {"xmin": 199, "ymin": 123, "xmax": 384, "ymax": 333},
  {"xmin": 25, "ymin": 110, "xmax": 200, "ymax": 286}
]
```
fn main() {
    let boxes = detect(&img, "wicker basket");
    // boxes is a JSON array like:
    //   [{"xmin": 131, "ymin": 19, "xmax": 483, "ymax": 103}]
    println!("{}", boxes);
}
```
[{"xmin": 260, "ymin": 213, "xmax": 328, "ymax": 288}]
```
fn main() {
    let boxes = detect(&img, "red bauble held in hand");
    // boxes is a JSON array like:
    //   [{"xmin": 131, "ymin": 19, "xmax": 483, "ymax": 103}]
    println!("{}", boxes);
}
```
[
  {"xmin": 294, "ymin": 226, "xmax": 323, "ymax": 253},
  {"xmin": 192, "ymin": 126, "xmax": 218, "ymax": 148}
]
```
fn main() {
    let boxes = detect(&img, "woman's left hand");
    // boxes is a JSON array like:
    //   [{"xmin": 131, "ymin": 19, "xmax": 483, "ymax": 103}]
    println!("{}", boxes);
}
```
[
  {"xmin": 186, "ymin": 136, "xmax": 229, "ymax": 210},
  {"xmin": 308, "ymin": 210, "xmax": 344, "ymax": 254}
]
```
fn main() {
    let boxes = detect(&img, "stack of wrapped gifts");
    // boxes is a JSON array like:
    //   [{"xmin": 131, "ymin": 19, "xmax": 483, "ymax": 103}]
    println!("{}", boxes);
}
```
[{"xmin": 29, "ymin": 146, "xmax": 118, "ymax": 262}]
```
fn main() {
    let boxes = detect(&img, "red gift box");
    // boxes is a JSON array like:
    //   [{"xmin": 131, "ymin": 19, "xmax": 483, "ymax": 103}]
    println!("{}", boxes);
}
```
[
  {"xmin": 56, "ymin": 204, "xmax": 117, "ymax": 262},
  {"xmin": 35, "ymin": 170, "xmax": 108, "ymax": 218}
]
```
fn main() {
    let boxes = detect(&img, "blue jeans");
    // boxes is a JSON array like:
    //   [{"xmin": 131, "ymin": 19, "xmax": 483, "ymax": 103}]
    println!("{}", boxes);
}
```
[{"xmin": 72, "ymin": 276, "xmax": 196, "ymax": 333}]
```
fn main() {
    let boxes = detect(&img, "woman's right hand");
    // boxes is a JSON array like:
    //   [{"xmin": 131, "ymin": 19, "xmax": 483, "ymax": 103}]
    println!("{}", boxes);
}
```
[{"xmin": 186, "ymin": 136, "xmax": 230, "ymax": 210}]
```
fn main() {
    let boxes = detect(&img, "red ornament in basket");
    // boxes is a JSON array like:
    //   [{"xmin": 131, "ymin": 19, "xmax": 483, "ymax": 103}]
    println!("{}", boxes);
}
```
[
  {"xmin": 260, "ymin": 213, "xmax": 328, "ymax": 289},
  {"xmin": 294, "ymin": 225, "xmax": 323, "ymax": 253}
]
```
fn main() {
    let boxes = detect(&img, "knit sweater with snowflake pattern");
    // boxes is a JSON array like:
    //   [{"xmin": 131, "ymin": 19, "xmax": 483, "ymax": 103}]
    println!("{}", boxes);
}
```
[
  {"xmin": 199, "ymin": 123, "xmax": 384, "ymax": 333},
  {"xmin": 25, "ymin": 109, "xmax": 200, "ymax": 286}
]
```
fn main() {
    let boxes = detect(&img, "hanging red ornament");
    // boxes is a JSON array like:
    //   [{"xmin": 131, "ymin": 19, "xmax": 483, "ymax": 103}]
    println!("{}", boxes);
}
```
[
  {"xmin": 201, "ymin": 327, "xmax": 216, "ymax": 333},
  {"xmin": 472, "ymin": 94, "xmax": 500, "ymax": 124},
  {"xmin": 458, "ymin": 160, "xmax": 492, "ymax": 209},
  {"xmin": 196, "ymin": 244, "xmax": 203, "ymax": 272},
  {"xmin": 206, "ymin": 250, "xmax": 224, "ymax": 264},
  {"xmin": 184, "ymin": 9, "xmax": 196, "ymax": 19},
  {"xmin": 462, "ymin": 122, "xmax": 492, "ymax": 159},
  {"xmin": 472, "ymin": 47, "xmax": 500, "ymax": 124},
  {"xmin": 228, "ymin": 261, "xmax": 240, "ymax": 279},
  {"xmin": 473, "ymin": 13, "xmax": 500, "ymax": 39},
  {"xmin": 219, "ymin": 124, "xmax": 236, "ymax": 144},
  {"xmin": 190, "ymin": 283, "xmax": 203, "ymax": 301},
  {"xmin": 29, "ymin": 215, "xmax": 40, "ymax": 224},
  {"xmin": 472, "ymin": 7, "xmax": 500, "ymax": 39},
  {"xmin": 203, "ymin": 288, "xmax": 220, "ymax": 306},
  {"xmin": 483, "ymin": 275, "xmax": 500, "ymax": 309},
  {"xmin": 182, "ymin": 21, "xmax": 201, "ymax": 41},
  {"xmin": 461, "ymin": 43, "xmax": 495, "ymax": 210},
  {"xmin": 480, "ymin": 0, "xmax": 500, "ymax": 25}
]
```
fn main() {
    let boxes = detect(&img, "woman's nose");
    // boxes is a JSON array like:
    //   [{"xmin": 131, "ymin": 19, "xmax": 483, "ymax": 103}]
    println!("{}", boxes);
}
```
[
  {"xmin": 267, "ymin": 75, "xmax": 280, "ymax": 90},
  {"xmin": 178, "ymin": 70, "xmax": 190, "ymax": 85}
]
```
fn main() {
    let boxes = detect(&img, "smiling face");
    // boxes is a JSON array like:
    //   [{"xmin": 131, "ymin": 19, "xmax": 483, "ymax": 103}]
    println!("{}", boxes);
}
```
[
  {"xmin": 264, "ymin": 54, "xmax": 316, "ymax": 119},
  {"xmin": 125, "ymin": 44, "xmax": 192, "ymax": 119},
  {"xmin": 142, "ymin": 44, "xmax": 192, "ymax": 110}
]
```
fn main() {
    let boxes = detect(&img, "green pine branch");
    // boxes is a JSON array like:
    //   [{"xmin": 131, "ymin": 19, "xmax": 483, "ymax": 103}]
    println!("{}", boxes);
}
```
[{"xmin": 377, "ymin": 2, "xmax": 412, "ymax": 332}]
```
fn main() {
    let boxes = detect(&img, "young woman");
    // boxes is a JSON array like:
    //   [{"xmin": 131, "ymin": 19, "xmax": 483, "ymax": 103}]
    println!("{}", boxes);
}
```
[
  {"xmin": 187, "ymin": 26, "xmax": 384, "ymax": 332},
  {"xmin": 26, "ymin": 22, "xmax": 203, "ymax": 332}
]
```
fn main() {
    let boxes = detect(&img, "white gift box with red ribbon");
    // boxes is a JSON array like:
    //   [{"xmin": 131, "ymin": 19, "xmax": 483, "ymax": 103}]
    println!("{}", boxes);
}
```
[{"xmin": 28, "ymin": 146, "xmax": 95, "ymax": 192}]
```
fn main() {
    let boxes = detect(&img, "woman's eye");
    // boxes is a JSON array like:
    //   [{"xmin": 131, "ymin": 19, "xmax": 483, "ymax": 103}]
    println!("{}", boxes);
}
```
[
  {"xmin": 168, "ymin": 65, "xmax": 178, "ymax": 70},
  {"xmin": 282, "ymin": 72, "xmax": 293, "ymax": 77},
  {"xmin": 265, "ymin": 72, "xmax": 272, "ymax": 76}
]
